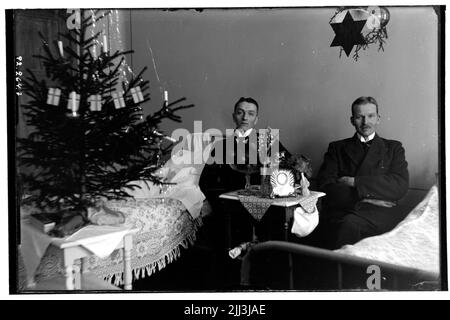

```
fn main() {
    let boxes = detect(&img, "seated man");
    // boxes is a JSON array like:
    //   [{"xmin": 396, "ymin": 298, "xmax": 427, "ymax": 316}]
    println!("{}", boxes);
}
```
[
  {"xmin": 316, "ymin": 96, "xmax": 409, "ymax": 249},
  {"xmin": 199, "ymin": 97, "xmax": 290, "ymax": 248},
  {"xmin": 200, "ymin": 96, "xmax": 290, "ymax": 200}
]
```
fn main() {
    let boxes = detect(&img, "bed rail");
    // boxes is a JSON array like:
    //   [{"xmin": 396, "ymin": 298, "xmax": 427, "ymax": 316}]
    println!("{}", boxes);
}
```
[{"xmin": 240, "ymin": 240, "xmax": 440, "ymax": 290}]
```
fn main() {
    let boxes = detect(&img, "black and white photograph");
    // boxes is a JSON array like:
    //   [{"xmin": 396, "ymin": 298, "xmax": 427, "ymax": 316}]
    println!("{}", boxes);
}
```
[{"xmin": 4, "ymin": 2, "xmax": 447, "ymax": 299}]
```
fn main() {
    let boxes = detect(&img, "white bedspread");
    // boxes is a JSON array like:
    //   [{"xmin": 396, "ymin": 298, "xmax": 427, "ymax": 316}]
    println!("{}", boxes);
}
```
[
  {"xmin": 127, "ymin": 139, "xmax": 208, "ymax": 220},
  {"xmin": 336, "ymin": 185, "xmax": 440, "ymax": 276}
]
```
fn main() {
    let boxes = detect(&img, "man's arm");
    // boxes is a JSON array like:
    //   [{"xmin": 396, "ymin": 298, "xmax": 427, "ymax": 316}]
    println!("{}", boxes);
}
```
[
  {"xmin": 317, "ymin": 142, "xmax": 359, "ymax": 209},
  {"xmin": 355, "ymin": 142, "xmax": 409, "ymax": 201}
]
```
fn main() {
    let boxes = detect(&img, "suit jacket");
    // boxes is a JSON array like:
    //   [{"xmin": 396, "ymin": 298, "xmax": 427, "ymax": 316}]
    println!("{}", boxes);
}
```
[{"xmin": 317, "ymin": 134, "xmax": 409, "ymax": 229}]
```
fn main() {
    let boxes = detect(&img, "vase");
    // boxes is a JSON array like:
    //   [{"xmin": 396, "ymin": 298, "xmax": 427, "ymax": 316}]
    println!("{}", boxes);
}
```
[{"xmin": 260, "ymin": 166, "xmax": 273, "ymax": 197}]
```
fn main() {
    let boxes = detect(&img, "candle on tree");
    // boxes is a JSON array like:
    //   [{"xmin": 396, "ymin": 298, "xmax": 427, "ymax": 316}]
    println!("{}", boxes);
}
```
[
  {"xmin": 103, "ymin": 35, "xmax": 108, "ymax": 53},
  {"xmin": 164, "ymin": 90, "xmax": 168, "ymax": 106},
  {"xmin": 68, "ymin": 91, "xmax": 80, "ymax": 116},
  {"xmin": 58, "ymin": 41, "xmax": 64, "ymax": 57}
]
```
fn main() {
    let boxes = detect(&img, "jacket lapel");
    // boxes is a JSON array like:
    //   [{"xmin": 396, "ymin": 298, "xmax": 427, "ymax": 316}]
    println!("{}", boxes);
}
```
[
  {"xmin": 357, "ymin": 134, "xmax": 385, "ymax": 176},
  {"xmin": 343, "ymin": 134, "xmax": 365, "ymax": 167}
]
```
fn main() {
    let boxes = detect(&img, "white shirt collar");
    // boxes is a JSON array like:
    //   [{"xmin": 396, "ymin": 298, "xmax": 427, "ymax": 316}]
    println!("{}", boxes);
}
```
[
  {"xmin": 357, "ymin": 132, "xmax": 375, "ymax": 143},
  {"xmin": 235, "ymin": 128, "xmax": 254, "ymax": 138}
]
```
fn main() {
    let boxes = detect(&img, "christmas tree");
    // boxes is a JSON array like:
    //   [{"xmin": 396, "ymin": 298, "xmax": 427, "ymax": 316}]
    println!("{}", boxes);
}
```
[{"xmin": 18, "ymin": 10, "xmax": 193, "ymax": 222}]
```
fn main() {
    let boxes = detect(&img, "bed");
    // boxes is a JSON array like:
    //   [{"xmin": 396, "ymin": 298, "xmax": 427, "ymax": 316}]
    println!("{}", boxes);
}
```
[
  {"xmin": 19, "ymin": 134, "xmax": 211, "ymax": 289},
  {"xmin": 239, "ymin": 185, "xmax": 441, "ymax": 290}
]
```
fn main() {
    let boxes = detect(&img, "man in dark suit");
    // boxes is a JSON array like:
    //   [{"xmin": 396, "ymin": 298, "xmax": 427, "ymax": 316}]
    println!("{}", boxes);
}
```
[
  {"xmin": 200, "ymin": 97, "xmax": 290, "ymax": 200},
  {"xmin": 316, "ymin": 96, "xmax": 409, "ymax": 249},
  {"xmin": 197, "ymin": 97, "xmax": 291, "ymax": 288}
]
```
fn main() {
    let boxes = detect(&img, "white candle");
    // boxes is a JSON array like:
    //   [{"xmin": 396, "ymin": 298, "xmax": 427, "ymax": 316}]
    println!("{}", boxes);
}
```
[
  {"xmin": 164, "ymin": 90, "xmax": 168, "ymax": 104},
  {"xmin": 58, "ymin": 41, "xmax": 64, "ymax": 57},
  {"xmin": 103, "ymin": 35, "xmax": 108, "ymax": 53},
  {"xmin": 70, "ymin": 92, "xmax": 79, "ymax": 112},
  {"xmin": 71, "ymin": 92, "xmax": 76, "ymax": 112}
]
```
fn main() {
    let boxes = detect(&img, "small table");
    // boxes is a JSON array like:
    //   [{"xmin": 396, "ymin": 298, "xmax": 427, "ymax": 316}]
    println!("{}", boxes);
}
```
[
  {"xmin": 21, "ymin": 220, "xmax": 138, "ymax": 290},
  {"xmin": 219, "ymin": 188, "xmax": 324, "ymax": 289}
]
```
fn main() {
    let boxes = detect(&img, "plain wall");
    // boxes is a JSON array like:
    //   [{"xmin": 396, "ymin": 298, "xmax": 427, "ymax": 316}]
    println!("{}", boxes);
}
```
[{"xmin": 124, "ymin": 7, "xmax": 438, "ymax": 190}]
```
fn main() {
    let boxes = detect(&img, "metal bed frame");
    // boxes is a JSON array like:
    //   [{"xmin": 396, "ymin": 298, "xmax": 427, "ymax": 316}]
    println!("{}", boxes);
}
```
[{"xmin": 239, "ymin": 240, "xmax": 441, "ymax": 291}]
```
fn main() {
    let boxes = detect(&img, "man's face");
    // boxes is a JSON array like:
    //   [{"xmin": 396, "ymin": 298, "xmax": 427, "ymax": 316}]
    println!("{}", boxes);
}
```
[
  {"xmin": 350, "ymin": 103, "xmax": 380, "ymax": 138},
  {"xmin": 233, "ymin": 101, "xmax": 258, "ymax": 132}
]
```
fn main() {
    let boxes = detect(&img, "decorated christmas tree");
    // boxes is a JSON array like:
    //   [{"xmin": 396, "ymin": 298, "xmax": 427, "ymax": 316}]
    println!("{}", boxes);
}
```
[{"xmin": 18, "ymin": 9, "xmax": 192, "ymax": 226}]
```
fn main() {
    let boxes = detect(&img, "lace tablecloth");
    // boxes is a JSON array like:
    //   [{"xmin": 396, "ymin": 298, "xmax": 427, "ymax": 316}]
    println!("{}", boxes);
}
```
[
  {"xmin": 336, "ymin": 185, "xmax": 440, "ymax": 276},
  {"xmin": 223, "ymin": 188, "xmax": 324, "ymax": 221},
  {"xmin": 32, "ymin": 198, "xmax": 201, "ymax": 286}
]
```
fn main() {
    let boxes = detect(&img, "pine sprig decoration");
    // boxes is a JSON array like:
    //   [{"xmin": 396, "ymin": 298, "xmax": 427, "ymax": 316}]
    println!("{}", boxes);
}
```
[{"xmin": 18, "ymin": 10, "xmax": 194, "ymax": 216}]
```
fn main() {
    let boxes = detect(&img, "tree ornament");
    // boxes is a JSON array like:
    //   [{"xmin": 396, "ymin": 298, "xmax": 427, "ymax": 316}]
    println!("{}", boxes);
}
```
[
  {"xmin": 88, "ymin": 94, "xmax": 102, "ymax": 111},
  {"xmin": 130, "ymin": 86, "xmax": 144, "ymax": 104},
  {"xmin": 46, "ymin": 88, "xmax": 61, "ymax": 106},
  {"xmin": 112, "ymin": 91, "xmax": 125, "ymax": 109}
]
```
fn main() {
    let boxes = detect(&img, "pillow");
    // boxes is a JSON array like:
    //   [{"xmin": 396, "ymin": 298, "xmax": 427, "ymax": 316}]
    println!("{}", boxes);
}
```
[{"xmin": 124, "ymin": 133, "xmax": 214, "ymax": 219}]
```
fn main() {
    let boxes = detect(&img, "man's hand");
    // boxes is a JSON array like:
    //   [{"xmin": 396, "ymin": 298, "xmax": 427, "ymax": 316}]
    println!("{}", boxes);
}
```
[{"xmin": 338, "ymin": 176, "xmax": 355, "ymax": 187}]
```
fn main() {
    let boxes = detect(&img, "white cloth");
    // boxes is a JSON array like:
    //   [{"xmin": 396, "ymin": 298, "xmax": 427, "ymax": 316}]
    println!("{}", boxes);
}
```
[
  {"xmin": 336, "ymin": 185, "xmax": 440, "ymax": 275},
  {"xmin": 20, "ymin": 219, "xmax": 54, "ymax": 284},
  {"xmin": 20, "ymin": 221, "xmax": 133, "ymax": 283},
  {"xmin": 291, "ymin": 205, "xmax": 319, "ymax": 238},
  {"xmin": 65, "ymin": 225, "xmax": 132, "ymax": 259},
  {"xmin": 127, "ymin": 134, "xmax": 210, "ymax": 219}
]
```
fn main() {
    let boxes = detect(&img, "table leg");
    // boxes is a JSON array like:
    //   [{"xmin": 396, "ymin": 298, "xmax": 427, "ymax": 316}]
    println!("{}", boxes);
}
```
[
  {"xmin": 224, "ymin": 200, "xmax": 232, "ymax": 249},
  {"xmin": 73, "ymin": 261, "xmax": 81, "ymax": 289},
  {"xmin": 62, "ymin": 251, "xmax": 76, "ymax": 290},
  {"xmin": 252, "ymin": 225, "xmax": 258, "ymax": 242},
  {"xmin": 123, "ymin": 234, "xmax": 133, "ymax": 290},
  {"xmin": 285, "ymin": 206, "xmax": 295, "ymax": 290},
  {"xmin": 64, "ymin": 264, "xmax": 74, "ymax": 290}
]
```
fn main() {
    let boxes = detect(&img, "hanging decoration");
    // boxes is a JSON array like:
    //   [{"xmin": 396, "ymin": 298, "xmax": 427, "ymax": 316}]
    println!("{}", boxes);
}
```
[
  {"xmin": 88, "ymin": 94, "xmax": 102, "ymax": 111},
  {"xmin": 330, "ymin": 11, "xmax": 366, "ymax": 57},
  {"xmin": 330, "ymin": 6, "xmax": 390, "ymax": 60},
  {"xmin": 46, "ymin": 88, "xmax": 61, "ymax": 106},
  {"xmin": 130, "ymin": 86, "xmax": 144, "ymax": 104},
  {"xmin": 112, "ymin": 91, "xmax": 126, "ymax": 109}
]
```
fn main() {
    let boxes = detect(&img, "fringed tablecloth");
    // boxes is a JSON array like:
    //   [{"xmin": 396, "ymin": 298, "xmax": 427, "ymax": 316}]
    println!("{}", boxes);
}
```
[{"xmin": 33, "ymin": 198, "xmax": 202, "ymax": 286}]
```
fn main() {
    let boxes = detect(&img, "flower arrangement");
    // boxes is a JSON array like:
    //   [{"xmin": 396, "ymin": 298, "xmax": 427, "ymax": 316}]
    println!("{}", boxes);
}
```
[
  {"xmin": 256, "ymin": 127, "xmax": 313, "ymax": 196},
  {"xmin": 284, "ymin": 154, "xmax": 313, "ymax": 182},
  {"xmin": 257, "ymin": 127, "xmax": 313, "ymax": 181}
]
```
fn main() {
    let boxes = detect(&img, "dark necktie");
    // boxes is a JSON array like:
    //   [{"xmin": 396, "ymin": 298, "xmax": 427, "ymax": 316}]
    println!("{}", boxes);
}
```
[{"xmin": 361, "ymin": 140, "xmax": 372, "ymax": 154}]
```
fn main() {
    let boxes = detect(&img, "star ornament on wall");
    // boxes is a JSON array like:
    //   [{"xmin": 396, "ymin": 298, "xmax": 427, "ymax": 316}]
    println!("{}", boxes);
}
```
[{"xmin": 330, "ymin": 11, "xmax": 367, "ymax": 57}]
